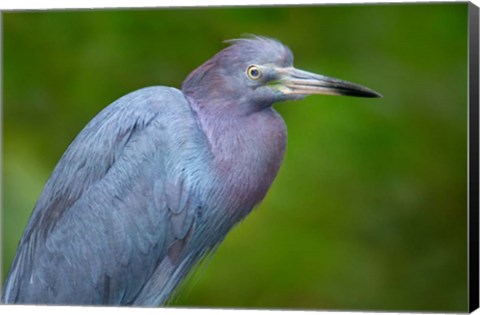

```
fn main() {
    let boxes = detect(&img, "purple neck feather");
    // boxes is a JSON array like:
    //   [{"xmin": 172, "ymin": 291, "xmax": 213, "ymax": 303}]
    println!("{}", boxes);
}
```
[{"xmin": 187, "ymin": 95, "xmax": 287, "ymax": 220}]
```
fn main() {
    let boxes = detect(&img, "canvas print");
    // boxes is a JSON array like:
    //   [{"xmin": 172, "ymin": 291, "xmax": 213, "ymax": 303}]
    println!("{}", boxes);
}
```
[{"xmin": 1, "ymin": 2, "xmax": 476, "ymax": 312}]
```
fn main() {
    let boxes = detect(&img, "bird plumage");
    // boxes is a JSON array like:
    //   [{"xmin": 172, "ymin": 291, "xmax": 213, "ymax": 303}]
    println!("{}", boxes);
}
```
[
  {"xmin": 3, "ymin": 35, "xmax": 379, "ymax": 306},
  {"xmin": 3, "ymin": 37, "xmax": 289, "ymax": 306},
  {"xmin": 4, "ymin": 87, "xmax": 211, "ymax": 304}
]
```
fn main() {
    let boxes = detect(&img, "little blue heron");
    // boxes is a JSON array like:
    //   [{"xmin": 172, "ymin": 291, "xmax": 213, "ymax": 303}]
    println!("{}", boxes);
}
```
[{"xmin": 2, "ymin": 35, "xmax": 380, "ymax": 306}]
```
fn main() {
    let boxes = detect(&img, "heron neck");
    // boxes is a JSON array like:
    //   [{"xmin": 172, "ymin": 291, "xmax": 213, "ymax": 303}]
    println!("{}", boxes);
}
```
[{"xmin": 187, "ymin": 96, "xmax": 287, "ymax": 218}]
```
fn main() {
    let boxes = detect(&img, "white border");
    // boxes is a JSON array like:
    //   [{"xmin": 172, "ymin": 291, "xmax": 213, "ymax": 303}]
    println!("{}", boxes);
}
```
[
  {"xmin": 0, "ymin": 1, "xmax": 478, "ymax": 315},
  {"xmin": 0, "ymin": 305, "xmax": 469, "ymax": 315}
]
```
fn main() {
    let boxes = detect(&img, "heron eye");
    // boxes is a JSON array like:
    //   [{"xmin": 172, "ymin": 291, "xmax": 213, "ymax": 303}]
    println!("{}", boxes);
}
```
[{"xmin": 247, "ymin": 65, "xmax": 261, "ymax": 80}]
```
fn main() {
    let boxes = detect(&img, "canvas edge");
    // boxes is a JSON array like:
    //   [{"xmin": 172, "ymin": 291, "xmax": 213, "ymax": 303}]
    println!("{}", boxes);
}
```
[{"xmin": 469, "ymin": 1, "xmax": 480, "ymax": 313}]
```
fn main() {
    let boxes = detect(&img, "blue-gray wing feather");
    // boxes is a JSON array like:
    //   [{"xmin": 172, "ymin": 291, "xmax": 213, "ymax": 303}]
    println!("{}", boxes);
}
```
[{"xmin": 2, "ymin": 86, "xmax": 210, "ymax": 305}]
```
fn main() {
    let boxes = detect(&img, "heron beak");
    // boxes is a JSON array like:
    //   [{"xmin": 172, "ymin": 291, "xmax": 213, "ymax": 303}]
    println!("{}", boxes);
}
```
[{"xmin": 276, "ymin": 67, "xmax": 382, "ymax": 98}]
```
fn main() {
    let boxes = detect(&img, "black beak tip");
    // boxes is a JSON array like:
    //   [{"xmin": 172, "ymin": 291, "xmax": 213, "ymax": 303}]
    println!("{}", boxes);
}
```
[
  {"xmin": 342, "ymin": 88, "xmax": 382, "ymax": 98},
  {"xmin": 363, "ymin": 90, "xmax": 383, "ymax": 98}
]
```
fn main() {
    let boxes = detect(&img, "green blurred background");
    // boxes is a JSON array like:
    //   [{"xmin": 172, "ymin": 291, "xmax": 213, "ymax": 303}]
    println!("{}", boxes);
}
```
[{"xmin": 2, "ymin": 3, "xmax": 469, "ymax": 312}]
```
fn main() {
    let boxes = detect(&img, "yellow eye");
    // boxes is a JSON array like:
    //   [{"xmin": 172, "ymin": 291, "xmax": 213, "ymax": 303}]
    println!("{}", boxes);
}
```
[{"xmin": 247, "ymin": 65, "xmax": 261, "ymax": 80}]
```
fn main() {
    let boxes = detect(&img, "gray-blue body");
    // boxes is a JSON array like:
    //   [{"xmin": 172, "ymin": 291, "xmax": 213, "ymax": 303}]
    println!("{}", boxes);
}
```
[{"xmin": 2, "ymin": 36, "xmax": 379, "ymax": 306}]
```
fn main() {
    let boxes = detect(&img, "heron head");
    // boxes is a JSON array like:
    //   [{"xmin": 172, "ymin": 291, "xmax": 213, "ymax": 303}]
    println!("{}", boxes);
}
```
[{"xmin": 182, "ymin": 35, "xmax": 381, "ymax": 115}]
